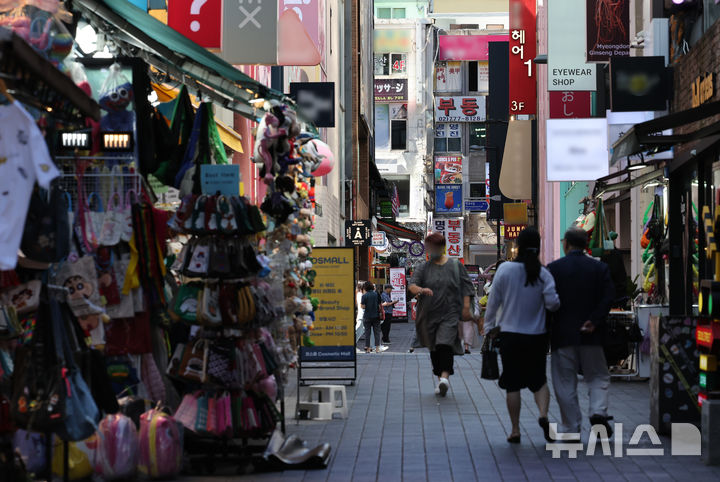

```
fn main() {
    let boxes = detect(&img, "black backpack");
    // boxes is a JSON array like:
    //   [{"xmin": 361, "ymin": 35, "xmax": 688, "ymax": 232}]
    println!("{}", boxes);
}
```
[{"xmin": 21, "ymin": 184, "xmax": 70, "ymax": 263}]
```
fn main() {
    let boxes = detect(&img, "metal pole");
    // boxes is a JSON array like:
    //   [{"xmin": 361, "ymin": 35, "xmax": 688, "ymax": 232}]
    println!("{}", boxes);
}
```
[{"xmin": 497, "ymin": 220, "xmax": 501, "ymax": 261}]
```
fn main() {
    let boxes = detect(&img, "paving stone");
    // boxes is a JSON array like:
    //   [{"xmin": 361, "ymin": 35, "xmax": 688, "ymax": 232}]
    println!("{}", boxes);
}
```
[{"xmin": 185, "ymin": 324, "xmax": 720, "ymax": 482}]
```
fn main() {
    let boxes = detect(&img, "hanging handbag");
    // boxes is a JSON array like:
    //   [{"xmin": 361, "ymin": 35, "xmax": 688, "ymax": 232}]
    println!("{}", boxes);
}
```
[
  {"xmin": 99, "ymin": 191, "xmax": 123, "ymax": 246},
  {"xmin": 198, "ymin": 283, "xmax": 222, "ymax": 326},
  {"xmin": 140, "ymin": 353, "xmax": 166, "ymax": 403},
  {"xmin": 588, "ymin": 198, "xmax": 613, "ymax": 257},
  {"xmin": 105, "ymin": 254, "xmax": 135, "ymax": 319},
  {"xmin": 51, "ymin": 299, "xmax": 100, "ymax": 441},
  {"xmin": 183, "ymin": 238, "xmax": 210, "ymax": 277},
  {"xmin": 178, "ymin": 339, "xmax": 209, "ymax": 384},
  {"xmin": 120, "ymin": 189, "xmax": 137, "ymax": 243},
  {"xmin": 480, "ymin": 335, "xmax": 500, "ymax": 380},
  {"xmin": 21, "ymin": 184, "xmax": 70, "ymax": 263},
  {"xmin": 56, "ymin": 255, "xmax": 104, "ymax": 318},
  {"xmin": 11, "ymin": 298, "xmax": 65, "ymax": 432},
  {"xmin": 207, "ymin": 339, "xmax": 234, "ymax": 385},
  {"xmin": 171, "ymin": 282, "xmax": 202, "ymax": 323},
  {"xmin": 2, "ymin": 280, "xmax": 41, "ymax": 315},
  {"xmin": 209, "ymin": 238, "xmax": 231, "ymax": 278},
  {"xmin": 174, "ymin": 392, "xmax": 199, "ymax": 431}
]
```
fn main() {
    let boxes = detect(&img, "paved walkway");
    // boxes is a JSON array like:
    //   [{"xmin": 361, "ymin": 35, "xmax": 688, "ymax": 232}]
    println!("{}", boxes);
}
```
[{"xmin": 188, "ymin": 323, "xmax": 720, "ymax": 481}]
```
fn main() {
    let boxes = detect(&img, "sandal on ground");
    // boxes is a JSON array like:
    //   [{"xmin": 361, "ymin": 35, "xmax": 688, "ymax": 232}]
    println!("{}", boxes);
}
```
[{"xmin": 507, "ymin": 434, "xmax": 521, "ymax": 444}]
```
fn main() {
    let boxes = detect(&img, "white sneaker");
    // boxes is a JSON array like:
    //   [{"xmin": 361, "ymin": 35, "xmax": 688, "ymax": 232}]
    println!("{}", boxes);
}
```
[
  {"xmin": 378, "ymin": 345, "xmax": 389, "ymax": 352},
  {"xmin": 437, "ymin": 378, "xmax": 449, "ymax": 397}
]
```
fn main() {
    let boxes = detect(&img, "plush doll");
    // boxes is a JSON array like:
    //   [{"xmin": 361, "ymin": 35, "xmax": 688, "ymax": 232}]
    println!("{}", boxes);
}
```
[{"xmin": 98, "ymin": 65, "xmax": 135, "ymax": 132}]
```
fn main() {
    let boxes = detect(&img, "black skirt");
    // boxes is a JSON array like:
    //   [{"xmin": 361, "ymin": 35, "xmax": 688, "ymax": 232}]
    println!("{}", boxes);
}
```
[{"xmin": 498, "ymin": 332, "xmax": 548, "ymax": 393}]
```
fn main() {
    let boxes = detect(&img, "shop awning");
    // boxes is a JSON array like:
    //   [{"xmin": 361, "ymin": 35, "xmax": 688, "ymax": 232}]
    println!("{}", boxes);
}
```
[
  {"xmin": 152, "ymin": 83, "xmax": 244, "ymax": 153},
  {"xmin": 377, "ymin": 220, "xmax": 422, "ymax": 241},
  {"xmin": 611, "ymin": 100, "xmax": 720, "ymax": 165},
  {"xmin": 73, "ymin": 0, "xmax": 303, "ymax": 123}
]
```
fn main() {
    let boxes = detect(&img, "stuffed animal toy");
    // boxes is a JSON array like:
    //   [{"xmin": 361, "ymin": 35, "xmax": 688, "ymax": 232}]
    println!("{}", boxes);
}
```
[{"xmin": 98, "ymin": 64, "xmax": 135, "ymax": 132}]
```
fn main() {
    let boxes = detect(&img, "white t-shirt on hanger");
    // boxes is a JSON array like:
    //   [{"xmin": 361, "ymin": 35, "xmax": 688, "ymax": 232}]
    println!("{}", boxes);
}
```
[{"xmin": 0, "ymin": 101, "xmax": 59, "ymax": 270}]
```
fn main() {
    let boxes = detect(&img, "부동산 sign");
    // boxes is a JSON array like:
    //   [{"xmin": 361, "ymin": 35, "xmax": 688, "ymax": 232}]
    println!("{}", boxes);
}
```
[
  {"xmin": 302, "ymin": 248, "xmax": 356, "ymax": 361},
  {"xmin": 435, "ymin": 96, "xmax": 486, "ymax": 122},
  {"xmin": 548, "ymin": 0, "xmax": 596, "ymax": 90}
]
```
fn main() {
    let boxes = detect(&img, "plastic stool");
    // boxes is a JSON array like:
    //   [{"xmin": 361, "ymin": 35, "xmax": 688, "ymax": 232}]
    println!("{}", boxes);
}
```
[
  {"xmin": 297, "ymin": 401, "xmax": 334, "ymax": 420},
  {"xmin": 300, "ymin": 385, "xmax": 348, "ymax": 419}
]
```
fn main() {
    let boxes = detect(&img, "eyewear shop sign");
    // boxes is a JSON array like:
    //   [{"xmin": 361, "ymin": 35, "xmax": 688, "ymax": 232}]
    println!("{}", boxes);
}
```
[
  {"xmin": 374, "ymin": 79, "xmax": 408, "ymax": 103},
  {"xmin": 435, "ymin": 96, "xmax": 486, "ymax": 122},
  {"xmin": 548, "ymin": 0, "xmax": 596, "ymax": 90},
  {"xmin": 302, "ymin": 248, "xmax": 356, "ymax": 362}
]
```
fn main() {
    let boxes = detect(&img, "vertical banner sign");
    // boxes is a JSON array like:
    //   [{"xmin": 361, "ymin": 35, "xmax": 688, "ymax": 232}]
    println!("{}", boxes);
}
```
[
  {"xmin": 223, "ymin": 0, "xmax": 278, "ymax": 64},
  {"xmin": 508, "ymin": 0, "xmax": 537, "ymax": 115},
  {"xmin": 389, "ymin": 268, "xmax": 407, "ymax": 317},
  {"xmin": 548, "ymin": 0, "xmax": 596, "ymax": 91},
  {"xmin": 586, "ymin": 0, "xmax": 630, "ymax": 62},
  {"xmin": 168, "ymin": 0, "xmax": 222, "ymax": 48},
  {"xmin": 433, "ymin": 219, "xmax": 464, "ymax": 258},
  {"xmin": 303, "ymin": 248, "xmax": 356, "ymax": 361}
]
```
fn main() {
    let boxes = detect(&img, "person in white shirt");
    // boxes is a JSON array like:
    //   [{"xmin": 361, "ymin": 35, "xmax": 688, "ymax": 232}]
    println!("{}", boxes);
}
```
[
  {"xmin": 484, "ymin": 227, "xmax": 560, "ymax": 444},
  {"xmin": 355, "ymin": 281, "xmax": 365, "ymax": 344}
]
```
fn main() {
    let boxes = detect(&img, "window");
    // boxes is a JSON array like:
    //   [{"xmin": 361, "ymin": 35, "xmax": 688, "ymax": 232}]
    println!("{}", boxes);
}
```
[
  {"xmin": 435, "ymin": 61, "xmax": 462, "ymax": 92},
  {"xmin": 469, "ymin": 183, "xmax": 486, "ymax": 198},
  {"xmin": 393, "ymin": 8, "xmax": 406, "ymax": 19},
  {"xmin": 390, "ymin": 104, "xmax": 407, "ymax": 150},
  {"xmin": 469, "ymin": 123, "xmax": 486, "ymax": 151},
  {"xmin": 374, "ymin": 53, "xmax": 407, "ymax": 75},
  {"xmin": 434, "ymin": 123, "xmax": 461, "ymax": 152},
  {"xmin": 375, "ymin": 104, "xmax": 407, "ymax": 151},
  {"xmin": 377, "ymin": 7, "xmax": 391, "ymax": 19},
  {"xmin": 468, "ymin": 61, "xmax": 479, "ymax": 92},
  {"xmin": 375, "ymin": 104, "xmax": 390, "ymax": 150},
  {"xmin": 374, "ymin": 54, "xmax": 389, "ymax": 75},
  {"xmin": 393, "ymin": 178, "xmax": 410, "ymax": 216}
]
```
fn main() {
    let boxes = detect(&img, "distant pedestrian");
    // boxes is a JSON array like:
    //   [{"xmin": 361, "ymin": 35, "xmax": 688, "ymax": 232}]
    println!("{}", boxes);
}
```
[
  {"xmin": 548, "ymin": 227, "xmax": 615, "ymax": 438},
  {"xmin": 409, "ymin": 233, "xmax": 473, "ymax": 397},
  {"xmin": 381, "ymin": 284, "xmax": 398, "ymax": 344},
  {"xmin": 483, "ymin": 227, "xmax": 560, "ymax": 444},
  {"xmin": 356, "ymin": 281, "xmax": 365, "ymax": 344},
  {"xmin": 361, "ymin": 281, "xmax": 382, "ymax": 353}
]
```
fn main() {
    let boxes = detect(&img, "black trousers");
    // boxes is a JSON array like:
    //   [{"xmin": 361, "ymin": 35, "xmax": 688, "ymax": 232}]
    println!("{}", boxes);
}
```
[
  {"xmin": 430, "ymin": 344, "xmax": 454, "ymax": 377},
  {"xmin": 381, "ymin": 314, "xmax": 393, "ymax": 341},
  {"xmin": 363, "ymin": 318, "xmax": 381, "ymax": 349}
]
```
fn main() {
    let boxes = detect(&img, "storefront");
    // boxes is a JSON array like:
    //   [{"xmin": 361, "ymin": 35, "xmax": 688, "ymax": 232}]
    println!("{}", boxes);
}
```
[{"xmin": 0, "ymin": 0, "xmax": 332, "ymax": 478}]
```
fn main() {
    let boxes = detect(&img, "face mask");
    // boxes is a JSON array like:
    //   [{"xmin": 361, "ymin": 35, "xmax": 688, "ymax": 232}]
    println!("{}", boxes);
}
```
[{"xmin": 429, "ymin": 252, "xmax": 443, "ymax": 261}]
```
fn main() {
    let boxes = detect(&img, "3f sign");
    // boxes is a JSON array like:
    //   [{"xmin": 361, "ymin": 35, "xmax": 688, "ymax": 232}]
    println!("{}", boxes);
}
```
[
  {"xmin": 238, "ymin": 0, "xmax": 263, "ymax": 29},
  {"xmin": 511, "ymin": 101, "xmax": 525, "ymax": 112}
]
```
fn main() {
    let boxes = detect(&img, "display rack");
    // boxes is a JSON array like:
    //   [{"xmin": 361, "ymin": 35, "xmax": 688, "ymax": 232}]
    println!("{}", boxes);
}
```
[{"xmin": 607, "ymin": 311, "xmax": 641, "ymax": 378}]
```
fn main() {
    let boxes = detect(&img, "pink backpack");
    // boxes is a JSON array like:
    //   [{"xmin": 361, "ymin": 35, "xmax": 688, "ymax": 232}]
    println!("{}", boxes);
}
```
[
  {"xmin": 95, "ymin": 414, "xmax": 138, "ymax": 480},
  {"xmin": 137, "ymin": 409, "xmax": 183, "ymax": 479}
]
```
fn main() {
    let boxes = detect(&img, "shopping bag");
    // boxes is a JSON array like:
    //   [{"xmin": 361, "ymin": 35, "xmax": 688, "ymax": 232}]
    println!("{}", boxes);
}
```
[
  {"xmin": 480, "ymin": 336, "xmax": 500, "ymax": 380},
  {"xmin": 51, "ymin": 435, "xmax": 96, "ymax": 480},
  {"xmin": 174, "ymin": 392, "xmax": 199, "ymax": 431}
]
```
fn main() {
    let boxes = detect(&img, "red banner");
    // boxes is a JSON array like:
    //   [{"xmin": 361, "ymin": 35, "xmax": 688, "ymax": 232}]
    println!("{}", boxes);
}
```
[
  {"xmin": 168, "ymin": 0, "xmax": 222, "ymax": 49},
  {"xmin": 549, "ymin": 91, "xmax": 592, "ymax": 119},
  {"xmin": 509, "ymin": 0, "xmax": 537, "ymax": 115}
]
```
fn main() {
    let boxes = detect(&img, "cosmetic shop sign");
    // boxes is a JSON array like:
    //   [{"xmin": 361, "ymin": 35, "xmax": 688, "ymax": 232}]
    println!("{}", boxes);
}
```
[{"xmin": 302, "ymin": 248, "xmax": 356, "ymax": 361}]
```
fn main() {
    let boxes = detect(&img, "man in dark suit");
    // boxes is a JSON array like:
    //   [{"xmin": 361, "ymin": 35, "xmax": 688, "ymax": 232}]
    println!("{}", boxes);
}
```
[{"xmin": 548, "ymin": 227, "xmax": 615, "ymax": 438}]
